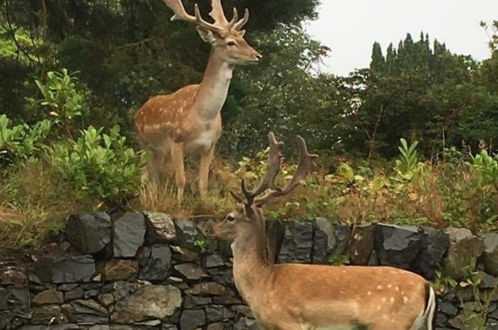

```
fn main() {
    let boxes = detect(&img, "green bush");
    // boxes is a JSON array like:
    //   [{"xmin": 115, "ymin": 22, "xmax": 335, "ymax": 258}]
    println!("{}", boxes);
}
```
[
  {"xmin": 50, "ymin": 125, "xmax": 147, "ymax": 200},
  {"xmin": 30, "ymin": 68, "xmax": 87, "ymax": 137},
  {"xmin": 471, "ymin": 150, "xmax": 498, "ymax": 187},
  {"xmin": 0, "ymin": 114, "xmax": 52, "ymax": 165},
  {"xmin": 394, "ymin": 138, "xmax": 424, "ymax": 182},
  {"xmin": 468, "ymin": 150, "xmax": 498, "ymax": 227}
]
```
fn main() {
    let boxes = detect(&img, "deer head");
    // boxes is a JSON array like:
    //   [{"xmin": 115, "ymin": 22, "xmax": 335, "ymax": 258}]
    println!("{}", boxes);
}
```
[
  {"xmin": 162, "ymin": 0, "xmax": 261, "ymax": 65},
  {"xmin": 210, "ymin": 132, "xmax": 318, "ymax": 242}
]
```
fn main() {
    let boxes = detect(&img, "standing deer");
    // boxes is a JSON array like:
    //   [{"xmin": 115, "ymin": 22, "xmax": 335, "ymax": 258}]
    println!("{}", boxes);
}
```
[
  {"xmin": 207, "ymin": 132, "xmax": 436, "ymax": 330},
  {"xmin": 134, "ymin": 0, "xmax": 261, "ymax": 202}
]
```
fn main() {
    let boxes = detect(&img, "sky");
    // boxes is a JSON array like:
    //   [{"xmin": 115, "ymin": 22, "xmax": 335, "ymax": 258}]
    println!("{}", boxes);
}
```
[{"xmin": 306, "ymin": 0, "xmax": 498, "ymax": 75}]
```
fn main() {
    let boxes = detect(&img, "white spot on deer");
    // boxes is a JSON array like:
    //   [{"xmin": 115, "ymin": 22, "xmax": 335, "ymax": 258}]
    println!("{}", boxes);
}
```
[
  {"xmin": 395, "ymin": 286, "xmax": 399, "ymax": 291},
  {"xmin": 381, "ymin": 297, "xmax": 386, "ymax": 302},
  {"xmin": 377, "ymin": 285, "xmax": 383, "ymax": 290},
  {"xmin": 403, "ymin": 296, "xmax": 409, "ymax": 303},
  {"xmin": 387, "ymin": 284, "xmax": 392, "ymax": 289},
  {"xmin": 390, "ymin": 297, "xmax": 395, "ymax": 303},
  {"xmin": 367, "ymin": 291, "xmax": 372, "ymax": 296}
]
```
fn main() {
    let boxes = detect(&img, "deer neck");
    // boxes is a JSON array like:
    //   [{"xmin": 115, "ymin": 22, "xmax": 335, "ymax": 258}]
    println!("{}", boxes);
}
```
[
  {"xmin": 231, "ymin": 220, "xmax": 273, "ymax": 305},
  {"xmin": 194, "ymin": 50, "xmax": 234, "ymax": 121}
]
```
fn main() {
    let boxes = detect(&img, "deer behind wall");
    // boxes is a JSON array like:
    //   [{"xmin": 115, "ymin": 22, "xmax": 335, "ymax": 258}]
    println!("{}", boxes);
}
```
[
  {"xmin": 206, "ymin": 132, "xmax": 436, "ymax": 330},
  {"xmin": 134, "ymin": 0, "xmax": 261, "ymax": 203}
]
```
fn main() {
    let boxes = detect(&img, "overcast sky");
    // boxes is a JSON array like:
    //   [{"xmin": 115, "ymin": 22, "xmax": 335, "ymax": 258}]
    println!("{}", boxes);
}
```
[{"xmin": 306, "ymin": 0, "xmax": 498, "ymax": 75}]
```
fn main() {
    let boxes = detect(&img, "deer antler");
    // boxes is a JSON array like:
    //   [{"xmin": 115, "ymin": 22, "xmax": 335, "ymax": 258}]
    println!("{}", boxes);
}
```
[
  {"xmin": 208, "ymin": 0, "xmax": 249, "ymax": 31},
  {"xmin": 162, "ymin": 0, "xmax": 249, "ymax": 34},
  {"xmin": 255, "ymin": 135, "xmax": 318, "ymax": 206},
  {"xmin": 233, "ymin": 8, "xmax": 249, "ymax": 31},
  {"xmin": 209, "ymin": 0, "xmax": 228, "ymax": 26},
  {"xmin": 241, "ymin": 132, "xmax": 284, "ymax": 204},
  {"xmin": 161, "ymin": 0, "xmax": 224, "ymax": 35},
  {"xmin": 238, "ymin": 132, "xmax": 318, "ymax": 206}
]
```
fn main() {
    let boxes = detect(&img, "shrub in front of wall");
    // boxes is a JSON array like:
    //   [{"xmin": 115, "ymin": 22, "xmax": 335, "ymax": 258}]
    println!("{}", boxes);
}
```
[{"xmin": 49, "ymin": 125, "xmax": 147, "ymax": 201}]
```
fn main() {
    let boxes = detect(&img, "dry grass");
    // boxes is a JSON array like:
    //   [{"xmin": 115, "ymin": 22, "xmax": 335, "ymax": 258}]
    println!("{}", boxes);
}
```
[
  {"xmin": 134, "ymin": 158, "xmax": 239, "ymax": 219},
  {"xmin": 0, "ymin": 161, "xmax": 94, "ymax": 251},
  {"xmin": 135, "ymin": 157, "xmax": 498, "ymax": 232},
  {"xmin": 1, "ymin": 155, "xmax": 497, "ymax": 253}
]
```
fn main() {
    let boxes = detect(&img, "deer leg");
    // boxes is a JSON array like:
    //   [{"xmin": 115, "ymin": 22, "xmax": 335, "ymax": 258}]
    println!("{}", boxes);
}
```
[
  {"xmin": 144, "ymin": 148, "xmax": 165, "ymax": 182},
  {"xmin": 171, "ymin": 142, "xmax": 186, "ymax": 204},
  {"xmin": 199, "ymin": 146, "xmax": 215, "ymax": 201}
]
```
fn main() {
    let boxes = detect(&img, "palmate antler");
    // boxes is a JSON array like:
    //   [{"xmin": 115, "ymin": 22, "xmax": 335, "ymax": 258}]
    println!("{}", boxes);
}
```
[
  {"xmin": 161, "ymin": 0, "xmax": 249, "ymax": 35},
  {"xmin": 234, "ymin": 132, "xmax": 318, "ymax": 207}
]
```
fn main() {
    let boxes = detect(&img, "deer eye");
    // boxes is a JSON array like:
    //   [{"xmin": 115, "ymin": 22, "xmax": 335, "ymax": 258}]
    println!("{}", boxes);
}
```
[{"xmin": 227, "ymin": 41, "xmax": 236, "ymax": 47}]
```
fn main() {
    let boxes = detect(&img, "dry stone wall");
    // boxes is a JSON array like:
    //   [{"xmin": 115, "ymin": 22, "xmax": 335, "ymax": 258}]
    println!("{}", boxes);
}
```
[{"xmin": 1, "ymin": 211, "xmax": 498, "ymax": 330}]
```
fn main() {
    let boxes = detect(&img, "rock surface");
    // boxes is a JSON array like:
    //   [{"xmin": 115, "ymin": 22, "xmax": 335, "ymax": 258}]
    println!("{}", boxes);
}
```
[
  {"xmin": 64, "ymin": 299, "xmax": 108, "ymax": 324},
  {"xmin": 1, "ymin": 266, "xmax": 27, "ymax": 287},
  {"xmin": 31, "ymin": 304, "xmax": 66, "ymax": 324},
  {"xmin": 180, "ymin": 309, "xmax": 206, "ymax": 330},
  {"xmin": 416, "ymin": 226, "xmax": 450, "ymax": 279},
  {"xmin": 138, "ymin": 244, "xmax": 172, "ymax": 281},
  {"xmin": 111, "ymin": 285, "xmax": 181, "ymax": 322},
  {"xmin": 174, "ymin": 218, "xmax": 198, "ymax": 248},
  {"xmin": 482, "ymin": 233, "xmax": 498, "ymax": 276},
  {"xmin": 375, "ymin": 224, "xmax": 423, "ymax": 270},
  {"xmin": 113, "ymin": 212, "xmax": 146, "ymax": 257},
  {"xmin": 3, "ymin": 216, "xmax": 498, "ymax": 330},
  {"xmin": 103, "ymin": 259, "xmax": 138, "ymax": 281},
  {"xmin": 34, "ymin": 255, "xmax": 95, "ymax": 283},
  {"xmin": 65, "ymin": 212, "xmax": 112, "ymax": 254},
  {"xmin": 348, "ymin": 224, "xmax": 375, "ymax": 265},
  {"xmin": 174, "ymin": 263, "xmax": 207, "ymax": 281},
  {"xmin": 32, "ymin": 288, "xmax": 64, "ymax": 305},
  {"xmin": 145, "ymin": 212, "xmax": 177, "ymax": 243},
  {"xmin": 278, "ymin": 220, "xmax": 313, "ymax": 263},
  {"xmin": 444, "ymin": 228, "xmax": 484, "ymax": 280}
]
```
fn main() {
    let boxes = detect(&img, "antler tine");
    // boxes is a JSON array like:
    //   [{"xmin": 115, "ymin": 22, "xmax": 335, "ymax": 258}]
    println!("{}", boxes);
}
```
[
  {"xmin": 228, "ymin": 8, "xmax": 238, "ymax": 29},
  {"xmin": 209, "ymin": 0, "xmax": 229, "ymax": 26},
  {"xmin": 161, "ymin": 0, "xmax": 224, "ymax": 34},
  {"xmin": 233, "ymin": 8, "xmax": 249, "ymax": 31},
  {"xmin": 241, "ymin": 132, "xmax": 284, "ymax": 204},
  {"xmin": 255, "ymin": 135, "xmax": 318, "ymax": 206}
]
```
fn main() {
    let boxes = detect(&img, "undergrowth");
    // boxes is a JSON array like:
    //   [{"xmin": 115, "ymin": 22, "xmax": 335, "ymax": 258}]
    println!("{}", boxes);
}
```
[
  {"xmin": 1, "ymin": 68, "xmax": 498, "ymax": 252},
  {"xmin": 2, "ymin": 135, "xmax": 498, "ymax": 252}
]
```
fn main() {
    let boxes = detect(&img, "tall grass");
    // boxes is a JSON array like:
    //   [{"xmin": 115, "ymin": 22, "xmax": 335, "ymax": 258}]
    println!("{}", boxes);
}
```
[{"xmin": 1, "ymin": 147, "xmax": 498, "ymax": 252}]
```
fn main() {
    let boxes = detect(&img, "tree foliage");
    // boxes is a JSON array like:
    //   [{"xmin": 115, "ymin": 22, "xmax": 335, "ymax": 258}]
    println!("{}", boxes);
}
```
[
  {"xmin": 0, "ymin": 0, "xmax": 322, "ymax": 149},
  {"xmin": 1, "ymin": 0, "xmax": 498, "ymax": 160},
  {"xmin": 345, "ymin": 33, "xmax": 498, "ymax": 157}
]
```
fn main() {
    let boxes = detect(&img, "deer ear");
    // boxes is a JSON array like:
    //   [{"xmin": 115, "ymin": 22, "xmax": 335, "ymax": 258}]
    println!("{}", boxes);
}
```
[{"xmin": 196, "ymin": 27, "xmax": 218, "ymax": 44}]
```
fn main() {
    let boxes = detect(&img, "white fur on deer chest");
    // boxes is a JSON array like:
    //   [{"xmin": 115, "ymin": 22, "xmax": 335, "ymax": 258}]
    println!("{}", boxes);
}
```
[
  {"xmin": 184, "ymin": 124, "xmax": 218, "ymax": 153},
  {"xmin": 197, "ymin": 64, "xmax": 233, "ymax": 119},
  {"xmin": 203, "ymin": 86, "xmax": 228, "ymax": 115}
]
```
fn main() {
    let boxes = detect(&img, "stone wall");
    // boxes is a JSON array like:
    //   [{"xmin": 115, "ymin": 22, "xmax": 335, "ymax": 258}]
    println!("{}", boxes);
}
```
[{"xmin": 1, "ymin": 212, "xmax": 498, "ymax": 330}]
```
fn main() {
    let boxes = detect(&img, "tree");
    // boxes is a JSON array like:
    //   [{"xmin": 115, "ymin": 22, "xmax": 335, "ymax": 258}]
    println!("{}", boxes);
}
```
[
  {"xmin": 0, "ymin": 0, "xmax": 322, "ymax": 146},
  {"xmin": 221, "ymin": 24, "xmax": 347, "ymax": 156},
  {"xmin": 346, "ymin": 33, "xmax": 483, "ymax": 157}
]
